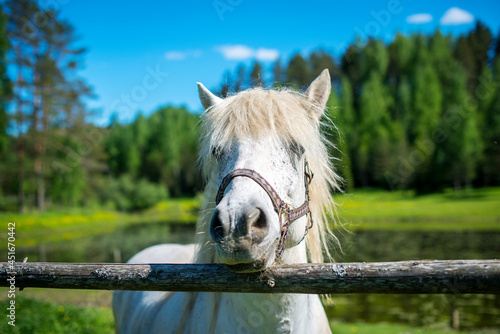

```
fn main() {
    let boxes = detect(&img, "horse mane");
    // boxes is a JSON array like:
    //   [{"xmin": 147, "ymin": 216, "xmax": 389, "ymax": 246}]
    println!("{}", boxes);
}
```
[{"xmin": 194, "ymin": 87, "xmax": 342, "ymax": 264}]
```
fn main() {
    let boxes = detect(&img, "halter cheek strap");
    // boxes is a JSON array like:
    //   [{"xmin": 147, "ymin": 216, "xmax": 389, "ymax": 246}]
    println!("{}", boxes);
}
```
[{"xmin": 215, "ymin": 160, "xmax": 314, "ymax": 259}]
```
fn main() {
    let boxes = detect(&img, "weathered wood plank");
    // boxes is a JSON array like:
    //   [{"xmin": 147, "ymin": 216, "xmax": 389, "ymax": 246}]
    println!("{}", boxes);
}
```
[{"xmin": 1, "ymin": 260, "xmax": 499, "ymax": 294}]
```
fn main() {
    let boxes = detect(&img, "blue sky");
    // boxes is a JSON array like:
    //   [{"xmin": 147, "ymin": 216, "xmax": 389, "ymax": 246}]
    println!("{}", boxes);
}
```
[{"xmin": 52, "ymin": 0, "xmax": 500, "ymax": 125}]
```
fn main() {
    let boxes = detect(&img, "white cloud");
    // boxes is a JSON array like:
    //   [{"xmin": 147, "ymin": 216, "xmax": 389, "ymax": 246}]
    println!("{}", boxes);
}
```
[
  {"xmin": 440, "ymin": 7, "xmax": 474, "ymax": 25},
  {"xmin": 406, "ymin": 13, "xmax": 433, "ymax": 24},
  {"xmin": 217, "ymin": 45, "xmax": 279, "ymax": 61},
  {"xmin": 165, "ymin": 50, "xmax": 202, "ymax": 61},
  {"xmin": 255, "ymin": 48, "xmax": 279, "ymax": 61},
  {"xmin": 217, "ymin": 45, "xmax": 254, "ymax": 60}
]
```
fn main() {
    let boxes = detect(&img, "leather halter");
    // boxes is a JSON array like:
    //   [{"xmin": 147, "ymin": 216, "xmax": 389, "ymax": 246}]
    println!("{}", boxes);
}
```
[{"xmin": 215, "ymin": 160, "xmax": 314, "ymax": 258}]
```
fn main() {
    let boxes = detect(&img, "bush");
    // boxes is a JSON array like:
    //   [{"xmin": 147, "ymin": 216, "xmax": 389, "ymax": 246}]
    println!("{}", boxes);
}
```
[{"xmin": 102, "ymin": 175, "xmax": 168, "ymax": 211}]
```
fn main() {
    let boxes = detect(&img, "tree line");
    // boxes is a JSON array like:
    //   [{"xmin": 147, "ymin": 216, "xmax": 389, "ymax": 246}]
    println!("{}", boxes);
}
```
[
  {"xmin": 0, "ymin": 0, "xmax": 498, "ymax": 213},
  {"xmin": 219, "ymin": 23, "xmax": 500, "ymax": 193}
]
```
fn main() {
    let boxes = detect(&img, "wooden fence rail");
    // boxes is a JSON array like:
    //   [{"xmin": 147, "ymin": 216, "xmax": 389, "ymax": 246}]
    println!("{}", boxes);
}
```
[{"xmin": 1, "ymin": 260, "xmax": 499, "ymax": 294}]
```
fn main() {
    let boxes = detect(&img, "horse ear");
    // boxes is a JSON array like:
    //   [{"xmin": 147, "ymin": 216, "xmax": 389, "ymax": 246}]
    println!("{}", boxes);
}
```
[
  {"xmin": 197, "ymin": 82, "xmax": 223, "ymax": 110},
  {"xmin": 304, "ymin": 69, "xmax": 331, "ymax": 119}
]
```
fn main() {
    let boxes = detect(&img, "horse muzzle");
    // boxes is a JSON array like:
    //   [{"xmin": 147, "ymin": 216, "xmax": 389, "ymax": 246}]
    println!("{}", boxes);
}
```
[{"xmin": 210, "ymin": 205, "xmax": 279, "ymax": 273}]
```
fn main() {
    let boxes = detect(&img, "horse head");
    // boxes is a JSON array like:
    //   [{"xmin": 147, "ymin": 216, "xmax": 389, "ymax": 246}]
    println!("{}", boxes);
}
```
[{"xmin": 198, "ymin": 70, "xmax": 334, "ymax": 273}]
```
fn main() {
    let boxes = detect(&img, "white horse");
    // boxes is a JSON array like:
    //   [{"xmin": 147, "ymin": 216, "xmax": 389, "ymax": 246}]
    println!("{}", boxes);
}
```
[{"xmin": 113, "ymin": 69, "xmax": 341, "ymax": 334}]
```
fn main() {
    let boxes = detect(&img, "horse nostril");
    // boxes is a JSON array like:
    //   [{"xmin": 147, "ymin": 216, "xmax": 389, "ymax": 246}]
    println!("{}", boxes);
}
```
[
  {"xmin": 247, "ymin": 208, "xmax": 268, "ymax": 242},
  {"xmin": 247, "ymin": 208, "xmax": 265, "ymax": 228},
  {"xmin": 210, "ymin": 209, "xmax": 225, "ymax": 243}
]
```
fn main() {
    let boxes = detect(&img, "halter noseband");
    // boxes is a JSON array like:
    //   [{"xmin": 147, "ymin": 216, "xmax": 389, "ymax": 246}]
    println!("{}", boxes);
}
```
[{"xmin": 215, "ymin": 160, "xmax": 314, "ymax": 258}]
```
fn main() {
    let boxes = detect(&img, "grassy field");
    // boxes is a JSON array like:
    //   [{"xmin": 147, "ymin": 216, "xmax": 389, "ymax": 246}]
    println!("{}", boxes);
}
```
[
  {"xmin": 335, "ymin": 187, "xmax": 500, "ymax": 231},
  {"xmin": 2, "ymin": 295, "xmax": 497, "ymax": 334},
  {"xmin": 329, "ymin": 321, "xmax": 500, "ymax": 333},
  {"xmin": 0, "ymin": 296, "xmax": 114, "ymax": 334},
  {"xmin": 1, "ymin": 188, "xmax": 499, "ymax": 333},
  {"xmin": 0, "ymin": 197, "xmax": 201, "ymax": 248}
]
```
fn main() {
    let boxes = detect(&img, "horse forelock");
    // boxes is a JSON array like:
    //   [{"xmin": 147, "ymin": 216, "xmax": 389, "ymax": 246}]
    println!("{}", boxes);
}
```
[{"xmin": 195, "ymin": 87, "xmax": 342, "ymax": 264}]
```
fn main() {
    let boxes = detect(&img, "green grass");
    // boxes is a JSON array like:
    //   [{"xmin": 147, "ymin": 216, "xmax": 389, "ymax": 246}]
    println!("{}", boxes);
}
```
[
  {"xmin": 329, "ymin": 321, "xmax": 499, "ymax": 333},
  {"xmin": 1, "ymin": 295, "xmax": 496, "ymax": 334},
  {"xmin": 0, "ymin": 287, "xmax": 113, "ymax": 308},
  {"xmin": 0, "ymin": 296, "xmax": 114, "ymax": 334},
  {"xmin": 334, "ymin": 187, "xmax": 500, "ymax": 231},
  {"xmin": 3, "ymin": 295, "xmax": 496, "ymax": 334}
]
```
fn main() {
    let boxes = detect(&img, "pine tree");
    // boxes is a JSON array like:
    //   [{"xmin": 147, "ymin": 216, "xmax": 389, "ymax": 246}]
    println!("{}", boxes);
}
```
[
  {"xmin": 411, "ymin": 56, "xmax": 442, "ymax": 145},
  {"xmin": 272, "ymin": 59, "xmax": 284, "ymax": 85},
  {"xmin": 362, "ymin": 38, "xmax": 389, "ymax": 79},
  {"xmin": 328, "ymin": 76, "xmax": 354, "ymax": 190},
  {"xmin": 234, "ymin": 64, "xmax": 245, "ymax": 92},
  {"xmin": 455, "ymin": 35, "xmax": 476, "ymax": 93},
  {"xmin": 0, "ymin": 4, "xmax": 10, "ymax": 154},
  {"xmin": 358, "ymin": 72, "xmax": 392, "ymax": 186},
  {"xmin": 309, "ymin": 50, "xmax": 336, "ymax": 82},
  {"xmin": 388, "ymin": 33, "xmax": 414, "ymax": 79},
  {"xmin": 5, "ymin": 0, "xmax": 36, "ymax": 211},
  {"xmin": 286, "ymin": 53, "xmax": 309, "ymax": 89},
  {"xmin": 430, "ymin": 30, "xmax": 453, "ymax": 77},
  {"xmin": 455, "ymin": 22, "xmax": 493, "ymax": 94},
  {"xmin": 480, "ymin": 57, "xmax": 500, "ymax": 185},
  {"xmin": 0, "ymin": 4, "xmax": 12, "ymax": 208},
  {"xmin": 469, "ymin": 21, "xmax": 493, "ymax": 79},
  {"xmin": 393, "ymin": 76, "xmax": 412, "ymax": 132},
  {"xmin": 249, "ymin": 61, "xmax": 264, "ymax": 87},
  {"xmin": 439, "ymin": 62, "xmax": 483, "ymax": 190},
  {"xmin": 6, "ymin": 0, "xmax": 93, "ymax": 210},
  {"xmin": 387, "ymin": 34, "xmax": 414, "ymax": 129},
  {"xmin": 341, "ymin": 43, "xmax": 362, "ymax": 104},
  {"xmin": 494, "ymin": 29, "xmax": 500, "ymax": 63}
]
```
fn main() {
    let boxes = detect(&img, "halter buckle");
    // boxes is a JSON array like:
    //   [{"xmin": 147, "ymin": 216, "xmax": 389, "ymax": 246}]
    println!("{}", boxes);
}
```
[
  {"xmin": 279, "ymin": 202, "xmax": 292, "ymax": 230},
  {"xmin": 304, "ymin": 160, "xmax": 314, "ymax": 185}
]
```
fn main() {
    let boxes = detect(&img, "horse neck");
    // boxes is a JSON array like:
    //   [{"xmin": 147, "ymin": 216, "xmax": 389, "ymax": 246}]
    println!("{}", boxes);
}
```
[
  {"xmin": 215, "ymin": 242, "xmax": 321, "ymax": 332},
  {"xmin": 217, "ymin": 293, "xmax": 313, "ymax": 333},
  {"xmin": 218, "ymin": 282, "xmax": 328, "ymax": 332}
]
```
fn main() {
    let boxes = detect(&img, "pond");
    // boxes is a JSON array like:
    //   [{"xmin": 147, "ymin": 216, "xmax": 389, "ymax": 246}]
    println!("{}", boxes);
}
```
[{"xmin": 330, "ymin": 230, "xmax": 500, "ymax": 331}]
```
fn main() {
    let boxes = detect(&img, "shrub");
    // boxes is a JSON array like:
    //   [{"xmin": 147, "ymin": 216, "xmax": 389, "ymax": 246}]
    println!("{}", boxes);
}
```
[{"xmin": 102, "ymin": 175, "xmax": 168, "ymax": 211}]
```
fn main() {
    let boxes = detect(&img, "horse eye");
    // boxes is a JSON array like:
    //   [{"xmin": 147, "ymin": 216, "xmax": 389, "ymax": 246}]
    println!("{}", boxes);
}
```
[
  {"xmin": 289, "ymin": 141, "xmax": 305, "ymax": 157},
  {"xmin": 212, "ymin": 146, "xmax": 222, "ymax": 159}
]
